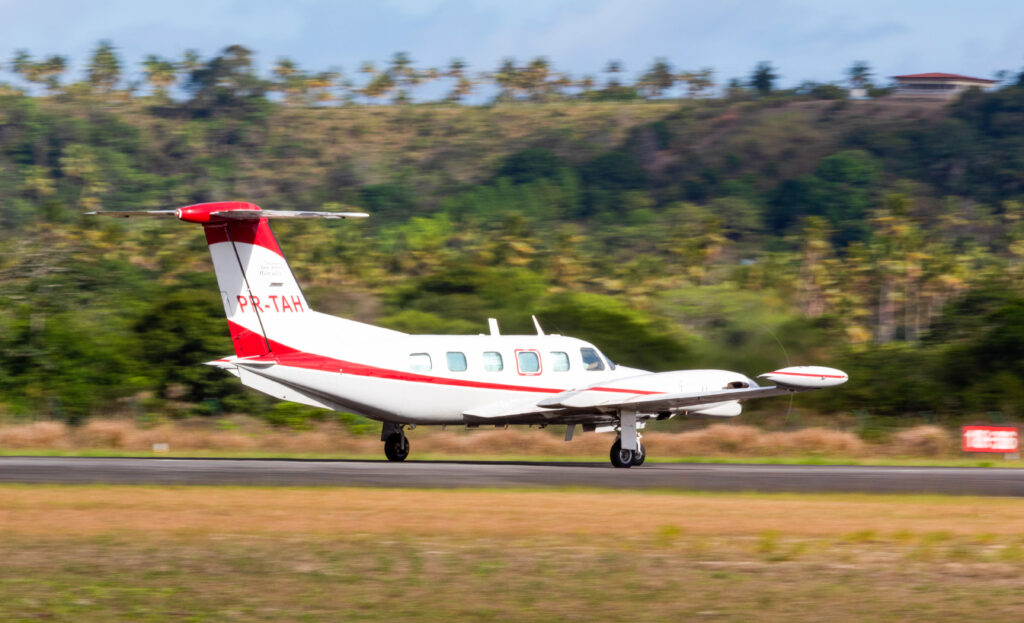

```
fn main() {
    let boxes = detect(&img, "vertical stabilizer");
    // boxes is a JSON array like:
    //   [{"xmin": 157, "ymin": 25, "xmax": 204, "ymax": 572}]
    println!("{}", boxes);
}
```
[
  {"xmin": 90, "ymin": 202, "xmax": 404, "ymax": 357},
  {"xmin": 179, "ymin": 202, "xmax": 309, "ymax": 358}
]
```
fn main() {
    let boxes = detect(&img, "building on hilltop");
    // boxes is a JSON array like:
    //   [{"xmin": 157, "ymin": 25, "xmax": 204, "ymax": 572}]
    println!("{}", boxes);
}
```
[{"xmin": 891, "ymin": 73, "xmax": 997, "ymax": 98}]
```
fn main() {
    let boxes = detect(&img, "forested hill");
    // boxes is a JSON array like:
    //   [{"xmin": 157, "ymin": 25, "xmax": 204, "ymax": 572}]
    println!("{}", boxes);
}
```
[{"xmin": 2, "ymin": 52, "xmax": 1024, "ymax": 423}]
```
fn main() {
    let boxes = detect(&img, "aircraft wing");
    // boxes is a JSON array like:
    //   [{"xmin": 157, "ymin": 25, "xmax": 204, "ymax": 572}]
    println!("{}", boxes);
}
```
[{"xmin": 462, "ymin": 385, "xmax": 803, "ymax": 426}]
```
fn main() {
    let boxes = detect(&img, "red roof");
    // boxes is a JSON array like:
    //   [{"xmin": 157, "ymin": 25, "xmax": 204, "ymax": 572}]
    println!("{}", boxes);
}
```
[{"xmin": 892, "ymin": 72, "xmax": 997, "ymax": 84}]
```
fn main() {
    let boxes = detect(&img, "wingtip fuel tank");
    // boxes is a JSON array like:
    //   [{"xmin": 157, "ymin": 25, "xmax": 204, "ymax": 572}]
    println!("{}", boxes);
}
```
[{"xmin": 758, "ymin": 366, "xmax": 849, "ymax": 389}]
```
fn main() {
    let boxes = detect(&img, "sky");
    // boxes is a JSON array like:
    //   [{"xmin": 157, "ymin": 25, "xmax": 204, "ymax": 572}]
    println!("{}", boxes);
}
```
[{"xmin": 0, "ymin": 0, "xmax": 1021, "ymax": 91}]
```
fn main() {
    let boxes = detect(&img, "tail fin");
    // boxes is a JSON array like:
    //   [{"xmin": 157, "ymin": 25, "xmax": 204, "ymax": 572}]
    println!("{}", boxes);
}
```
[
  {"xmin": 91, "ymin": 202, "xmax": 368, "ymax": 357},
  {"xmin": 202, "ymin": 207, "xmax": 304, "ymax": 357}
]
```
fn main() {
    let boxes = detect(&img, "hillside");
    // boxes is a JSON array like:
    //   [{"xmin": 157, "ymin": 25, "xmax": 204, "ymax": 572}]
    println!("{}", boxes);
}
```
[{"xmin": 2, "ymin": 79, "xmax": 1023, "ymax": 424}]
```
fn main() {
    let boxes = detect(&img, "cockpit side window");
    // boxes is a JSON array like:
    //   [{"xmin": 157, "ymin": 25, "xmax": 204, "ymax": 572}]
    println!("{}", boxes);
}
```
[{"xmin": 580, "ymin": 347, "xmax": 605, "ymax": 371}]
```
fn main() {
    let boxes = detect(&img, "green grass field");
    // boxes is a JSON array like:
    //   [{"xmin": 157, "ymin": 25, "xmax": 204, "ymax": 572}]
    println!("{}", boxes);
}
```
[{"xmin": 3, "ymin": 485, "xmax": 1024, "ymax": 621}]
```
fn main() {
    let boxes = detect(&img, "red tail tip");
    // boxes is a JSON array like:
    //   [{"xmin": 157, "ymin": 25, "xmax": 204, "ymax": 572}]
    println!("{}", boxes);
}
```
[{"xmin": 177, "ymin": 201, "xmax": 261, "ymax": 223}]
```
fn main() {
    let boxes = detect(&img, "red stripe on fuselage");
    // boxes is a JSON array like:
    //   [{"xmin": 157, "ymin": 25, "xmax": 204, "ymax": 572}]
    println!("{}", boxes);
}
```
[{"xmin": 226, "ymin": 320, "xmax": 663, "ymax": 396}]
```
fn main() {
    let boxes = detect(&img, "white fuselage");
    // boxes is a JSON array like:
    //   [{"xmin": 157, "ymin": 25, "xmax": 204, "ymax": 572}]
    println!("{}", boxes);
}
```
[{"xmin": 228, "ymin": 327, "xmax": 753, "ymax": 425}]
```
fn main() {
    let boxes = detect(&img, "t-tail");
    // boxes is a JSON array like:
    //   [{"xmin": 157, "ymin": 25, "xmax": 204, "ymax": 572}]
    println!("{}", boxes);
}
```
[{"xmin": 90, "ymin": 201, "xmax": 402, "ymax": 357}]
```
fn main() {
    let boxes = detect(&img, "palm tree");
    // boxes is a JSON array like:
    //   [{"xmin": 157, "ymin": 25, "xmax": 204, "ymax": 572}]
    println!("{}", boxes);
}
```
[
  {"xmin": 272, "ymin": 57, "xmax": 305, "ymax": 104},
  {"xmin": 523, "ymin": 57, "xmax": 551, "ymax": 100},
  {"xmin": 494, "ymin": 58, "xmax": 520, "ymax": 101},
  {"xmin": 87, "ymin": 40, "xmax": 121, "ymax": 92},
  {"xmin": 680, "ymin": 67, "xmax": 715, "ymax": 98},
  {"xmin": 10, "ymin": 51, "xmax": 67, "ymax": 93},
  {"xmin": 142, "ymin": 55, "xmax": 178, "ymax": 100},
  {"xmin": 638, "ymin": 58, "xmax": 674, "ymax": 98},
  {"xmin": 847, "ymin": 61, "xmax": 872, "ymax": 90},
  {"xmin": 37, "ymin": 55, "xmax": 67, "ymax": 93},
  {"xmin": 604, "ymin": 60, "xmax": 623, "ymax": 89},
  {"xmin": 750, "ymin": 61, "xmax": 777, "ymax": 96},
  {"xmin": 445, "ymin": 58, "xmax": 474, "ymax": 103},
  {"xmin": 388, "ymin": 52, "xmax": 419, "ymax": 103}
]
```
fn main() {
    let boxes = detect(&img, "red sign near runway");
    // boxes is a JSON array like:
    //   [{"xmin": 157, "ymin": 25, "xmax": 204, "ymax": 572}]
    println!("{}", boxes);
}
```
[{"xmin": 962, "ymin": 426, "xmax": 1019, "ymax": 453}]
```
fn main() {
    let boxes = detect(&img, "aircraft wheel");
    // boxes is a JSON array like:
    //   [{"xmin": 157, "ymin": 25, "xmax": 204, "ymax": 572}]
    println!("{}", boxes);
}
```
[
  {"xmin": 610, "ymin": 438, "xmax": 634, "ymax": 468},
  {"xmin": 384, "ymin": 432, "xmax": 410, "ymax": 462},
  {"xmin": 632, "ymin": 442, "xmax": 646, "ymax": 466}
]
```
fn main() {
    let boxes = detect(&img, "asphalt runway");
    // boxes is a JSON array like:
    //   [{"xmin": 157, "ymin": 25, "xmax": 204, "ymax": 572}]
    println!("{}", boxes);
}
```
[{"xmin": 2, "ymin": 457, "xmax": 1024, "ymax": 496}]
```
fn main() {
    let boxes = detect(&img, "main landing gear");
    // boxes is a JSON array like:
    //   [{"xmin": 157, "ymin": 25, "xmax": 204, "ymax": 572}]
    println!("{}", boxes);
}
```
[
  {"xmin": 609, "ymin": 410, "xmax": 645, "ymax": 468},
  {"xmin": 382, "ymin": 422, "xmax": 410, "ymax": 462},
  {"xmin": 610, "ymin": 438, "xmax": 646, "ymax": 468}
]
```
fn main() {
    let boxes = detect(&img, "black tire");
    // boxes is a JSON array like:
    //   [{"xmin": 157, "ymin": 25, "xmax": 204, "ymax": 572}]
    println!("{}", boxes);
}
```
[
  {"xmin": 384, "ymin": 432, "xmax": 410, "ymax": 462},
  {"xmin": 632, "ymin": 442, "xmax": 646, "ymax": 466},
  {"xmin": 610, "ymin": 438, "xmax": 634, "ymax": 468}
]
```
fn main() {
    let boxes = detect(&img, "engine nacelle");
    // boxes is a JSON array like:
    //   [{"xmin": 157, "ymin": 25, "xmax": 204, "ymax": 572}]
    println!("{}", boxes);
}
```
[{"xmin": 690, "ymin": 401, "xmax": 742, "ymax": 417}]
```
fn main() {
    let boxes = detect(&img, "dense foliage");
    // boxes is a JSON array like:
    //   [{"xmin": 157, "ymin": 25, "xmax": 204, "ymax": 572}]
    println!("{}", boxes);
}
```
[{"xmin": 2, "ymin": 45, "xmax": 1024, "ymax": 424}]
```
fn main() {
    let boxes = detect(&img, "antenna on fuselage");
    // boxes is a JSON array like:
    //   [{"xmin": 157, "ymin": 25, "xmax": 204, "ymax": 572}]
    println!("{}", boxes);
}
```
[
  {"xmin": 488, "ymin": 318, "xmax": 500, "ymax": 336},
  {"xmin": 531, "ymin": 315, "xmax": 545, "ymax": 336}
]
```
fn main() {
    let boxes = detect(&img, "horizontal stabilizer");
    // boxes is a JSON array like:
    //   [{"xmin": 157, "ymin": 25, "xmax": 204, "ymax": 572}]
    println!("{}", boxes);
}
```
[
  {"xmin": 86, "ymin": 210, "xmax": 178, "ymax": 218},
  {"xmin": 212, "ymin": 209, "xmax": 367, "ymax": 220},
  {"xmin": 88, "ymin": 209, "xmax": 368, "ymax": 220}
]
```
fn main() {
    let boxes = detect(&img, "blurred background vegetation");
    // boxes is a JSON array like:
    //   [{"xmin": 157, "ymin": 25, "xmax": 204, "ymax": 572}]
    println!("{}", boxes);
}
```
[{"xmin": 2, "ymin": 43, "xmax": 1024, "ymax": 428}]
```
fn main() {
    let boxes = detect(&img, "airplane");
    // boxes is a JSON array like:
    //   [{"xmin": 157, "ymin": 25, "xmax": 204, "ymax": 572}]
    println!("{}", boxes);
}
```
[{"xmin": 91, "ymin": 201, "xmax": 849, "ymax": 467}]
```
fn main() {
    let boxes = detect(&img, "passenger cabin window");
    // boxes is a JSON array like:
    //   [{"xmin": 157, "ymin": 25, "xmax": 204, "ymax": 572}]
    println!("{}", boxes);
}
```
[
  {"xmin": 581, "ymin": 347, "xmax": 605, "ymax": 371},
  {"xmin": 446, "ymin": 352, "xmax": 468, "ymax": 372},
  {"xmin": 482, "ymin": 351, "xmax": 503, "ymax": 372},
  {"xmin": 409, "ymin": 353, "xmax": 432, "ymax": 372},
  {"xmin": 550, "ymin": 351, "xmax": 570, "ymax": 372},
  {"xmin": 516, "ymin": 350, "xmax": 542, "ymax": 375}
]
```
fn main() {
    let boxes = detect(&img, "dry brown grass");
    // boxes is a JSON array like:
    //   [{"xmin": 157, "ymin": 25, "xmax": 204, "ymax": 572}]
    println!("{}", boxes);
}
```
[
  {"xmin": 3, "ymin": 486, "xmax": 1024, "ymax": 539},
  {"xmin": 6, "ymin": 485, "xmax": 1024, "ymax": 622},
  {"xmin": 0, "ymin": 421, "xmax": 70, "ymax": 448},
  {"xmin": 890, "ymin": 426, "xmax": 955, "ymax": 457},
  {"xmin": 0, "ymin": 419, "xmax": 971, "ymax": 459}
]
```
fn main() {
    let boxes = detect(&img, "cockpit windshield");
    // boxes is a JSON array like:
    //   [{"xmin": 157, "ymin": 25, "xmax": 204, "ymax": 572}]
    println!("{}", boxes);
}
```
[{"xmin": 580, "ymin": 347, "xmax": 605, "ymax": 371}]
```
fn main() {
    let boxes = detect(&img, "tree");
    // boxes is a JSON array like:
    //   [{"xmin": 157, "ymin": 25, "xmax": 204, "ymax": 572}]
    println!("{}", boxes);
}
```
[
  {"xmin": 680, "ymin": 67, "xmax": 714, "ymax": 97},
  {"xmin": 142, "ymin": 55, "xmax": 178, "ymax": 99},
  {"xmin": 847, "ymin": 61, "xmax": 872, "ymax": 90},
  {"xmin": 272, "ymin": 56, "xmax": 305, "ymax": 104},
  {"xmin": 10, "ymin": 49, "xmax": 31, "ymax": 80},
  {"xmin": 185, "ymin": 45, "xmax": 267, "ymax": 116},
  {"xmin": 10, "ymin": 51, "xmax": 67, "ymax": 93},
  {"xmin": 604, "ymin": 59, "xmax": 623, "ymax": 90},
  {"xmin": 750, "ymin": 61, "xmax": 777, "ymax": 96},
  {"xmin": 388, "ymin": 51, "xmax": 421, "ymax": 103},
  {"xmin": 638, "ymin": 57, "xmax": 675, "ymax": 98},
  {"xmin": 493, "ymin": 57, "xmax": 521, "ymax": 101},
  {"xmin": 522, "ymin": 57, "xmax": 552, "ymax": 100},
  {"xmin": 87, "ymin": 40, "xmax": 121, "ymax": 92},
  {"xmin": 444, "ymin": 58, "xmax": 474, "ymax": 103}
]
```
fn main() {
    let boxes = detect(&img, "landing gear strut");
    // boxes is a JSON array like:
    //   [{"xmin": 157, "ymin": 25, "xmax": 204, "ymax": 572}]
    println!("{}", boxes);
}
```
[
  {"xmin": 610, "ymin": 410, "xmax": 645, "ymax": 468},
  {"xmin": 382, "ymin": 422, "xmax": 410, "ymax": 462}
]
